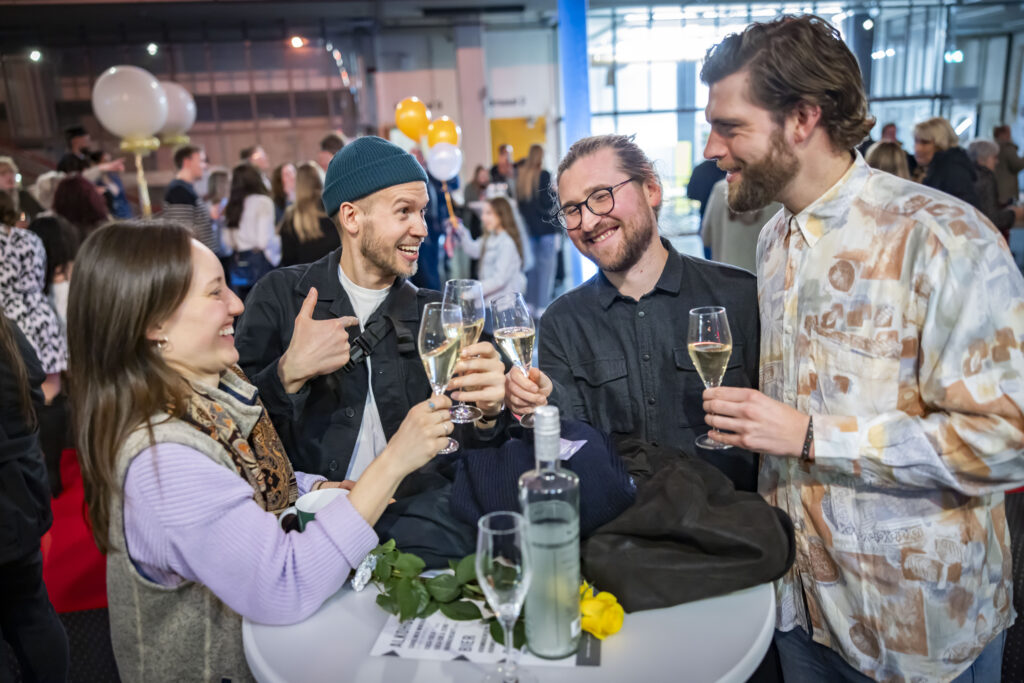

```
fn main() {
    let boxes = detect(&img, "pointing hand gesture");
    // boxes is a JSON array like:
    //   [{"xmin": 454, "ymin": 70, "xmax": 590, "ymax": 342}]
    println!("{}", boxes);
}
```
[{"xmin": 277, "ymin": 287, "xmax": 360, "ymax": 393}]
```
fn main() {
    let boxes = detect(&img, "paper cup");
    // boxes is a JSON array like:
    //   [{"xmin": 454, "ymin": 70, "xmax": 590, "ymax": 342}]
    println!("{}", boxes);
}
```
[{"xmin": 295, "ymin": 488, "xmax": 343, "ymax": 531}]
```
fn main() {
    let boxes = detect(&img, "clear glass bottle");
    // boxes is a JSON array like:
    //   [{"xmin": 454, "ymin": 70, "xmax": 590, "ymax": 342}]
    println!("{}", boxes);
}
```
[{"xmin": 518, "ymin": 405, "xmax": 581, "ymax": 659}]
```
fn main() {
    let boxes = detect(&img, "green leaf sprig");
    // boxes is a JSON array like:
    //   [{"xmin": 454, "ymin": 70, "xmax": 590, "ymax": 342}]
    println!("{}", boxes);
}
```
[{"xmin": 367, "ymin": 539, "xmax": 526, "ymax": 648}]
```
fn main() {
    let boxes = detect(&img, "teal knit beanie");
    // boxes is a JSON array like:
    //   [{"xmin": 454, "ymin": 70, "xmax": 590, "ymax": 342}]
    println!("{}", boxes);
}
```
[{"xmin": 321, "ymin": 136, "xmax": 428, "ymax": 216}]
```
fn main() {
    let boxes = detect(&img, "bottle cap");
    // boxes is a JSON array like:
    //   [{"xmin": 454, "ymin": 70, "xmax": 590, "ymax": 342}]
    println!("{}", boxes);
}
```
[{"xmin": 534, "ymin": 405, "xmax": 559, "ymax": 438}]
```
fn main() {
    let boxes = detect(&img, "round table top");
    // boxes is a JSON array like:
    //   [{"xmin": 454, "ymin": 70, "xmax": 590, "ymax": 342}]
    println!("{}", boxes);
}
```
[{"xmin": 243, "ymin": 582, "xmax": 775, "ymax": 683}]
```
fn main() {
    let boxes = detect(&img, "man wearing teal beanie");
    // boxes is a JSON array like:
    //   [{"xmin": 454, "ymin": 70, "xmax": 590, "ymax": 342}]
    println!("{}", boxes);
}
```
[{"xmin": 234, "ymin": 136, "xmax": 509, "ymax": 481}]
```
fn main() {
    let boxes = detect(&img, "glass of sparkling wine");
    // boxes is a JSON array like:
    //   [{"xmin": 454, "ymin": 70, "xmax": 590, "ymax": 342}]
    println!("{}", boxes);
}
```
[
  {"xmin": 443, "ymin": 279, "xmax": 486, "ymax": 423},
  {"xmin": 491, "ymin": 292, "xmax": 537, "ymax": 428},
  {"xmin": 476, "ymin": 511, "xmax": 534, "ymax": 683},
  {"xmin": 418, "ymin": 302, "xmax": 462, "ymax": 454},
  {"xmin": 688, "ymin": 306, "xmax": 733, "ymax": 450}
]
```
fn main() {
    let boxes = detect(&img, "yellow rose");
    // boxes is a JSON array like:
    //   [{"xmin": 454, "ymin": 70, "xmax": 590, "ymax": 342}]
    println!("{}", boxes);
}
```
[{"xmin": 580, "ymin": 590, "xmax": 624, "ymax": 640}]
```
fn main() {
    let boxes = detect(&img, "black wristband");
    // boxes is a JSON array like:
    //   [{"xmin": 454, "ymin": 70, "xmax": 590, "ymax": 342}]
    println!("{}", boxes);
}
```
[{"xmin": 801, "ymin": 416, "xmax": 814, "ymax": 462}]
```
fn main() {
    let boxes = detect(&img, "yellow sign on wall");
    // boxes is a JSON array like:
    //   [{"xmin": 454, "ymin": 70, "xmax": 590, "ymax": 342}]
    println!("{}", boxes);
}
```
[{"xmin": 489, "ymin": 116, "xmax": 547, "ymax": 164}]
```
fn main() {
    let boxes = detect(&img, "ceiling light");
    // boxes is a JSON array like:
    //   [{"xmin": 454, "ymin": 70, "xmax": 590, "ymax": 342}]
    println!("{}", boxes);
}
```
[
  {"xmin": 862, "ymin": 19, "xmax": 874, "ymax": 30},
  {"xmin": 146, "ymin": 43, "xmax": 158, "ymax": 56},
  {"xmin": 29, "ymin": 50, "xmax": 41, "ymax": 62},
  {"xmin": 290, "ymin": 36, "xmax": 306, "ymax": 49}
]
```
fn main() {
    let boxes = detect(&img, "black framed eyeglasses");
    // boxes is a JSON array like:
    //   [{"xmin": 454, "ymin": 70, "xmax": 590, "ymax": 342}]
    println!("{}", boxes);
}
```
[{"xmin": 554, "ymin": 178, "xmax": 636, "ymax": 231}]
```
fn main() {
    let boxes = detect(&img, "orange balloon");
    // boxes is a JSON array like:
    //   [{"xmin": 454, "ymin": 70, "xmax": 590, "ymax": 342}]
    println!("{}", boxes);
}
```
[
  {"xmin": 427, "ymin": 116, "xmax": 460, "ymax": 147},
  {"xmin": 395, "ymin": 97, "xmax": 431, "ymax": 141}
]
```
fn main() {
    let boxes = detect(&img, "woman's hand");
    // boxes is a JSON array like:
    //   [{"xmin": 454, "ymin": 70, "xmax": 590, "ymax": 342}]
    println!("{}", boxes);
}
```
[
  {"xmin": 449, "ymin": 342, "xmax": 506, "ymax": 418},
  {"xmin": 380, "ymin": 395, "xmax": 455, "ymax": 475},
  {"xmin": 505, "ymin": 366, "xmax": 552, "ymax": 416}
]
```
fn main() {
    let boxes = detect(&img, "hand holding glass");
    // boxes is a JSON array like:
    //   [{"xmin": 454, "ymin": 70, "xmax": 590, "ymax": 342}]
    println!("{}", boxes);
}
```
[
  {"xmin": 491, "ymin": 292, "xmax": 536, "ymax": 428},
  {"xmin": 418, "ymin": 302, "xmax": 462, "ymax": 454},
  {"xmin": 688, "ymin": 306, "xmax": 733, "ymax": 450},
  {"xmin": 476, "ymin": 511, "xmax": 534, "ymax": 683},
  {"xmin": 443, "ymin": 279, "xmax": 486, "ymax": 423}
]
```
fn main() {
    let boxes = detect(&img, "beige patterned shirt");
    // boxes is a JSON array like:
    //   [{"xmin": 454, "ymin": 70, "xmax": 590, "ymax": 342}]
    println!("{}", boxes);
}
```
[{"xmin": 757, "ymin": 153, "xmax": 1024, "ymax": 681}]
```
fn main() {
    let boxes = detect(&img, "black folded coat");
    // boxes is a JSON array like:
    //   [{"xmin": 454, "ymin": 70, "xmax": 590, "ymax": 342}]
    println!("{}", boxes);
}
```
[{"xmin": 582, "ymin": 437, "xmax": 795, "ymax": 613}]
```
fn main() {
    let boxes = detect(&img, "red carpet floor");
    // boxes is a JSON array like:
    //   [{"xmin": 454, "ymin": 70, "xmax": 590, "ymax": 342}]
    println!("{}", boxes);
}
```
[{"xmin": 41, "ymin": 449, "xmax": 107, "ymax": 613}]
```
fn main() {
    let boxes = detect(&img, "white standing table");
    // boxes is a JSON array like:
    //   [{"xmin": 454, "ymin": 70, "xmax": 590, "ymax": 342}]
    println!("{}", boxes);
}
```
[{"xmin": 243, "ymin": 582, "xmax": 775, "ymax": 683}]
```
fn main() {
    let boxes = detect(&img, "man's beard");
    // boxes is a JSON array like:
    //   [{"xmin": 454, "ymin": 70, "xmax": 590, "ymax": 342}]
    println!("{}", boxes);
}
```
[
  {"xmin": 359, "ymin": 217, "xmax": 418, "ymax": 279},
  {"xmin": 726, "ymin": 129, "xmax": 799, "ymax": 213},
  {"xmin": 589, "ymin": 207, "xmax": 657, "ymax": 274}
]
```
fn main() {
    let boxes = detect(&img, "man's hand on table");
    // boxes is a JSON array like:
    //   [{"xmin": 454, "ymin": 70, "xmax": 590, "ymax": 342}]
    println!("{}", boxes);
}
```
[
  {"xmin": 505, "ymin": 366, "xmax": 552, "ymax": 417},
  {"xmin": 702, "ymin": 387, "xmax": 811, "ymax": 458},
  {"xmin": 277, "ymin": 287, "xmax": 360, "ymax": 394}
]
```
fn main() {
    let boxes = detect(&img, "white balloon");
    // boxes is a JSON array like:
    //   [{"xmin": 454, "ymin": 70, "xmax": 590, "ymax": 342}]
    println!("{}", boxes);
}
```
[
  {"xmin": 426, "ymin": 142, "xmax": 462, "ymax": 182},
  {"xmin": 91, "ymin": 65, "xmax": 168, "ymax": 140},
  {"xmin": 158, "ymin": 81, "xmax": 196, "ymax": 136}
]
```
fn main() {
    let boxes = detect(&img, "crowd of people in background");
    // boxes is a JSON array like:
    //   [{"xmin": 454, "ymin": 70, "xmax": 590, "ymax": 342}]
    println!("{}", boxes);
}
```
[{"xmin": 696, "ymin": 114, "xmax": 1024, "ymax": 271}]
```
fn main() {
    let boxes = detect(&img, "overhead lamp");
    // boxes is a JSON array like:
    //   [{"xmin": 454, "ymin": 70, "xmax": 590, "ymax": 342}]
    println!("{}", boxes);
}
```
[
  {"xmin": 290, "ymin": 36, "xmax": 307, "ymax": 49},
  {"xmin": 147, "ymin": 43, "xmax": 159, "ymax": 56},
  {"xmin": 29, "ymin": 49, "xmax": 42, "ymax": 62},
  {"xmin": 862, "ymin": 19, "xmax": 874, "ymax": 30}
]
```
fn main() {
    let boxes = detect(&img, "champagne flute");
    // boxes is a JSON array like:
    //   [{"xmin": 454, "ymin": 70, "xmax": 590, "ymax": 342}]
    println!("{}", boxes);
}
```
[
  {"xmin": 476, "ymin": 511, "xmax": 534, "ymax": 683},
  {"xmin": 491, "ymin": 292, "xmax": 537, "ymax": 428},
  {"xmin": 419, "ymin": 302, "xmax": 462, "ymax": 454},
  {"xmin": 443, "ymin": 279, "xmax": 486, "ymax": 423},
  {"xmin": 688, "ymin": 306, "xmax": 733, "ymax": 450}
]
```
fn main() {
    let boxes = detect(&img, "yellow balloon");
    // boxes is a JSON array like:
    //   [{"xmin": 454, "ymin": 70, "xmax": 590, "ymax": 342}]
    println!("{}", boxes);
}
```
[
  {"xmin": 395, "ymin": 97, "xmax": 431, "ymax": 141},
  {"xmin": 427, "ymin": 116, "xmax": 460, "ymax": 147}
]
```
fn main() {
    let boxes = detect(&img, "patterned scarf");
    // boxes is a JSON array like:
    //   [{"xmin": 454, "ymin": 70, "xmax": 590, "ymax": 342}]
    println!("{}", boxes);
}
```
[{"xmin": 175, "ymin": 367, "xmax": 298, "ymax": 513}]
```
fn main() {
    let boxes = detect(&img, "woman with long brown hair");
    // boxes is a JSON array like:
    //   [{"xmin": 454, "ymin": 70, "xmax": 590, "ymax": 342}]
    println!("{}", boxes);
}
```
[
  {"xmin": 224, "ymin": 162, "xmax": 279, "ymax": 297},
  {"xmin": 278, "ymin": 162, "xmax": 340, "ymax": 266},
  {"xmin": 457, "ymin": 196, "xmax": 526, "ymax": 305},
  {"xmin": 68, "ymin": 222, "xmax": 453, "ymax": 681},
  {"xmin": 515, "ymin": 143, "xmax": 560, "ymax": 314}
]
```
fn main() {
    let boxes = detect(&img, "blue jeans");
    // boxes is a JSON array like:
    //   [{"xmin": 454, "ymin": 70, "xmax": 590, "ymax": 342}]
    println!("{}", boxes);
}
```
[
  {"xmin": 775, "ymin": 626, "xmax": 1005, "ymax": 682},
  {"xmin": 526, "ymin": 234, "xmax": 559, "ymax": 314}
]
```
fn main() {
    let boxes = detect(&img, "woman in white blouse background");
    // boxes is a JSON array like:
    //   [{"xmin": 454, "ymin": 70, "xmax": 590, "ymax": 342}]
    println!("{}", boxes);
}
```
[
  {"xmin": 223, "ymin": 163, "xmax": 280, "ymax": 298},
  {"xmin": 457, "ymin": 196, "xmax": 527, "ymax": 328}
]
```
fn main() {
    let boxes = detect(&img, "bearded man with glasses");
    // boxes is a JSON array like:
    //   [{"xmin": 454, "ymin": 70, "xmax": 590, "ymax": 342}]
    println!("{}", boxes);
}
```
[{"xmin": 505, "ymin": 133, "xmax": 762, "ymax": 493}]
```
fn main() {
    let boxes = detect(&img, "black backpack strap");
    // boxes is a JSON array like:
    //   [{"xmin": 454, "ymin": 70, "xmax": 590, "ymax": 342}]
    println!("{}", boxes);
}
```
[{"xmin": 340, "ymin": 279, "xmax": 420, "ymax": 373}]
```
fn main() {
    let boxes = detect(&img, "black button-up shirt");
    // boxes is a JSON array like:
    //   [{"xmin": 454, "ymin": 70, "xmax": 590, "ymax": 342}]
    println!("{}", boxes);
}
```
[{"xmin": 539, "ymin": 239, "xmax": 761, "ymax": 491}]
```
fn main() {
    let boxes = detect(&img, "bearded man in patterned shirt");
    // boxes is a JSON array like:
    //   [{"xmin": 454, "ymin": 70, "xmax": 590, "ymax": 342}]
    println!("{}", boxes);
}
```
[{"xmin": 700, "ymin": 15, "xmax": 1024, "ymax": 682}]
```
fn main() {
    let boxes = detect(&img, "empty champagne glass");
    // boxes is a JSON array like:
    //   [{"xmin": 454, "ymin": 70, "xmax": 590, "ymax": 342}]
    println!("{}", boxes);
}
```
[
  {"xmin": 491, "ymin": 292, "xmax": 536, "ymax": 428},
  {"xmin": 688, "ymin": 306, "xmax": 733, "ymax": 450},
  {"xmin": 418, "ymin": 302, "xmax": 462, "ymax": 454},
  {"xmin": 476, "ymin": 511, "xmax": 534, "ymax": 683},
  {"xmin": 443, "ymin": 279, "xmax": 486, "ymax": 423}
]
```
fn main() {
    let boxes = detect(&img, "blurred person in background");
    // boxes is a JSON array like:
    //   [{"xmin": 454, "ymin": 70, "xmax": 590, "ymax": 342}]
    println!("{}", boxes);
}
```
[
  {"xmin": 278, "ymin": 162, "xmax": 339, "ymax": 267},
  {"xmin": 913, "ymin": 117, "xmax": 982, "ymax": 209},
  {"xmin": 88, "ymin": 149, "xmax": 132, "ymax": 219},
  {"xmin": 701, "ymin": 178, "xmax": 780, "ymax": 273},
  {"xmin": 270, "ymin": 163, "xmax": 296, "ymax": 225},
  {"xmin": 241, "ymin": 144, "xmax": 271, "ymax": 190},
  {"xmin": 0, "ymin": 313, "xmax": 69, "ymax": 683},
  {"xmin": 0, "ymin": 194, "xmax": 67, "ymax": 403},
  {"xmin": 30, "ymin": 171, "xmax": 65, "ymax": 214},
  {"xmin": 52, "ymin": 174, "xmax": 110, "ymax": 241},
  {"xmin": 26, "ymin": 214, "xmax": 78, "ymax": 330},
  {"xmin": 994, "ymin": 125, "xmax": 1024, "ymax": 206},
  {"xmin": 0, "ymin": 157, "xmax": 43, "ymax": 224},
  {"xmin": 490, "ymin": 144, "xmax": 516, "ymax": 196},
  {"xmin": 205, "ymin": 168, "xmax": 231, "ymax": 261},
  {"xmin": 223, "ymin": 163, "xmax": 278, "ymax": 299},
  {"xmin": 56, "ymin": 124, "xmax": 92, "ymax": 174},
  {"xmin": 864, "ymin": 140, "xmax": 911, "ymax": 179},
  {"xmin": 164, "ymin": 145, "xmax": 219, "ymax": 256},
  {"xmin": 516, "ymin": 144, "xmax": 559, "ymax": 315},
  {"xmin": 968, "ymin": 139, "xmax": 1022, "ymax": 243},
  {"xmin": 317, "ymin": 133, "xmax": 345, "ymax": 173},
  {"xmin": 457, "ymin": 196, "xmax": 527, "ymax": 314}
]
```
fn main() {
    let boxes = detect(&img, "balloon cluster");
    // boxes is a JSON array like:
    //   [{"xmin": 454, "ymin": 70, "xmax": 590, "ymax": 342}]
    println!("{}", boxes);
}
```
[
  {"xmin": 394, "ymin": 96, "xmax": 462, "ymax": 182},
  {"xmin": 91, "ymin": 65, "xmax": 197, "ymax": 216}
]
